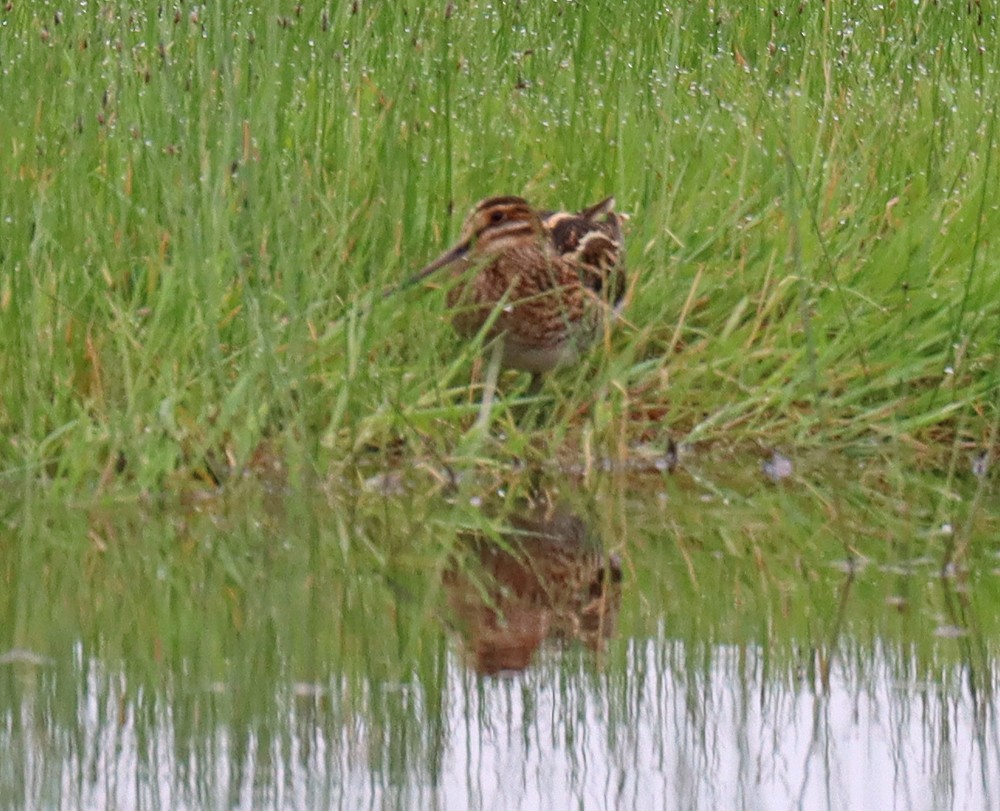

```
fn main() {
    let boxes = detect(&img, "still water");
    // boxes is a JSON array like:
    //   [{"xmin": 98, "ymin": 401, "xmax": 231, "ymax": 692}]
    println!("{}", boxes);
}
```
[{"xmin": 2, "ymin": 454, "xmax": 999, "ymax": 810}]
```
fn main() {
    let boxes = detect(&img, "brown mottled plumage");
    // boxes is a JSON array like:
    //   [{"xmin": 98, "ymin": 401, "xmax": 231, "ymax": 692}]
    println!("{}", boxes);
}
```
[
  {"xmin": 541, "ymin": 196, "xmax": 627, "ymax": 305},
  {"xmin": 407, "ymin": 195, "xmax": 626, "ymax": 387},
  {"xmin": 443, "ymin": 499, "xmax": 623, "ymax": 675}
]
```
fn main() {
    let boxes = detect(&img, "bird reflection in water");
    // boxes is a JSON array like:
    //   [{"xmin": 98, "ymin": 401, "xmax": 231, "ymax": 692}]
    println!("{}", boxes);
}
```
[{"xmin": 443, "ymin": 498, "xmax": 623, "ymax": 675}]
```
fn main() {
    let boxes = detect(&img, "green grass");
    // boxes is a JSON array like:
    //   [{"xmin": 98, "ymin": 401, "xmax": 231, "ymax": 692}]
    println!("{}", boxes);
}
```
[{"xmin": 1, "ymin": 1, "xmax": 999, "ymax": 493}]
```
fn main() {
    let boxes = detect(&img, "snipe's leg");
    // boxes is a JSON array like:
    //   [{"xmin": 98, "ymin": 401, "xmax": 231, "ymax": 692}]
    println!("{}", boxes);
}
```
[
  {"xmin": 527, "ymin": 373, "xmax": 544, "ymax": 397},
  {"xmin": 517, "ymin": 372, "xmax": 552, "ymax": 430},
  {"xmin": 471, "ymin": 339, "xmax": 505, "ymax": 437}
]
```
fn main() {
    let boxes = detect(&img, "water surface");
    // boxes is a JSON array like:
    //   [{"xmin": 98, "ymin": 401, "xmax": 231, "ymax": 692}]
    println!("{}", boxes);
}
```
[{"xmin": 2, "ymin": 453, "xmax": 999, "ymax": 810}]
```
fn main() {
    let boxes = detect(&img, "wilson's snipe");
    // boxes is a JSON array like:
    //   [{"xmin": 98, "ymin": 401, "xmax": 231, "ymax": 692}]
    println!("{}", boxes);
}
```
[
  {"xmin": 406, "ymin": 195, "xmax": 626, "ymax": 388},
  {"xmin": 444, "ymin": 498, "xmax": 623, "ymax": 674}
]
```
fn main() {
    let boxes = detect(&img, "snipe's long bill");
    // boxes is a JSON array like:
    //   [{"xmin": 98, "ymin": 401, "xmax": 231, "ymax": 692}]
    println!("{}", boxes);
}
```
[{"xmin": 403, "ymin": 195, "xmax": 626, "ymax": 385}]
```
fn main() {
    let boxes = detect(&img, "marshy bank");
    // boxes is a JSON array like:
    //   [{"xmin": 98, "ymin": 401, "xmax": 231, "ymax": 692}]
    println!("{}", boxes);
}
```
[{"xmin": 3, "ymin": 2, "xmax": 1000, "ymax": 808}]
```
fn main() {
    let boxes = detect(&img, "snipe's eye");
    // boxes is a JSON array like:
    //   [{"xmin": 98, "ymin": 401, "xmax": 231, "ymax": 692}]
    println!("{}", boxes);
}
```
[{"xmin": 489, "ymin": 210, "xmax": 505, "ymax": 223}]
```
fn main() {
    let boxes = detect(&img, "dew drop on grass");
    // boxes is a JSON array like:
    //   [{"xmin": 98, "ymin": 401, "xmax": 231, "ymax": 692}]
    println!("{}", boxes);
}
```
[{"xmin": 762, "ymin": 451, "xmax": 793, "ymax": 482}]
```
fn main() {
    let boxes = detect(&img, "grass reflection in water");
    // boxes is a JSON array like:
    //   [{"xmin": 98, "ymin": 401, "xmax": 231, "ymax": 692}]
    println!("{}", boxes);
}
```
[{"xmin": 3, "ymin": 455, "xmax": 1000, "ymax": 808}]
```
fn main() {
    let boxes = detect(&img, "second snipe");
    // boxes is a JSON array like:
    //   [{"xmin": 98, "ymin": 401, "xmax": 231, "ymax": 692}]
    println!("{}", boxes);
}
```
[{"xmin": 405, "ymin": 195, "xmax": 627, "ymax": 390}]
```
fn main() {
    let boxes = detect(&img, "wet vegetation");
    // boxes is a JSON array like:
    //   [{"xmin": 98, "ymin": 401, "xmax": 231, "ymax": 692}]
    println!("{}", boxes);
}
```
[
  {"xmin": 2, "ymin": 1, "xmax": 1000, "ymax": 808},
  {"xmin": 1, "ymin": 1, "xmax": 998, "ymax": 491}
]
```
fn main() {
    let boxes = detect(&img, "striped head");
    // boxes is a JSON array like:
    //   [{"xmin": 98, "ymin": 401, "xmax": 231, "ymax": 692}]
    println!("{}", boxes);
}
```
[
  {"xmin": 402, "ymin": 196, "xmax": 547, "ymax": 289},
  {"xmin": 457, "ymin": 196, "xmax": 546, "ymax": 259}
]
